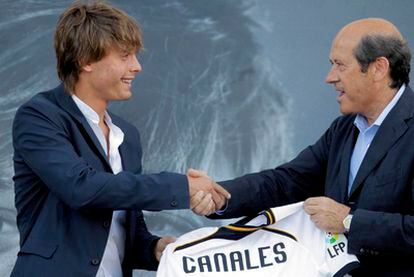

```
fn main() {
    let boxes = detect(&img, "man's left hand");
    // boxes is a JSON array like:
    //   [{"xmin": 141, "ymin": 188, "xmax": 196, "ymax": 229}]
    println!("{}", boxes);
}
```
[
  {"xmin": 154, "ymin": 236, "xmax": 176, "ymax": 261},
  {"xmin": 304, "ymin": 197, "xmax": 350, "ymax": 233}
]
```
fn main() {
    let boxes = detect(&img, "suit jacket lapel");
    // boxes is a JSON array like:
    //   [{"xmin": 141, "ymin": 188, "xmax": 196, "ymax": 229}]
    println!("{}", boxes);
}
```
[
  {"xmin": 52, "ymin": 84, "xmax": 112, "ymax": 171},
  {"xmin": 338, "ymin": 124, "xmax": 358, "ymax": 202},
  {"xmin": 118, "ymin": 142, "xmax": 139, "ymax": 174},
  {"xmin": 109, "ymin": 112, "xmax": 141, "ymax": 173},
  {"xmin": 349, "ymin": 86, "xmax": 414, "ymax": 197}
]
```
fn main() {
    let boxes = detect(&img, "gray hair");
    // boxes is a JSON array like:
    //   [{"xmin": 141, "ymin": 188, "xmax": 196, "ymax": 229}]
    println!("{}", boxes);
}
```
[{"xmin": 353, "ymin": 34, "xmax": 411, "ymax": 88}]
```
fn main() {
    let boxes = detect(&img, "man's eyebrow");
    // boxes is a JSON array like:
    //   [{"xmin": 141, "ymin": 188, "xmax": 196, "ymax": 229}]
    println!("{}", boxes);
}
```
[{"xmin": 330, "ymin": 58, "xmax": 343, "ymax": 64}]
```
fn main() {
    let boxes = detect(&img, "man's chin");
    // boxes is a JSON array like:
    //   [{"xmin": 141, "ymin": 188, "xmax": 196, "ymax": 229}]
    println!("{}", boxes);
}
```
[
  {"xmin": 117, "ymin": 90, "xmax": 132, "ymax": 101},
  {"xmin": 340, "ymin": 111, "xmax": 353, "ymax": 115},
  {"xmin": 339, "ymin": 105, "xmax": 353, "ymax": 115}
]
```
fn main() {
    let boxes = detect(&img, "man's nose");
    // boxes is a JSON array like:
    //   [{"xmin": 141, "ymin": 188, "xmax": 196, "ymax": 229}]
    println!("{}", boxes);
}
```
[
  {"xmin": 325, "ymin": 67, "xmax": 338, "ymax": 83},
  {"xmin": 131, "ymin": 55, "xmax": 142, "ymax": 73}
]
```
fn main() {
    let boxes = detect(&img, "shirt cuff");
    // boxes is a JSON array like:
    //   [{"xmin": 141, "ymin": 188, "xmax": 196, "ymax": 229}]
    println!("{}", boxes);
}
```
[{"xmin": 215, "ymin": 199, "xmax": 229, "ymax": 215}]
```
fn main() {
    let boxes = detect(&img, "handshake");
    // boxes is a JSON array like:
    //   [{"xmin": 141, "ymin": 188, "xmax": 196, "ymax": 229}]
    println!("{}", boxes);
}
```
[{"xmin": 186, "ymin": 169, "xmax": 231, "ymax": 216}]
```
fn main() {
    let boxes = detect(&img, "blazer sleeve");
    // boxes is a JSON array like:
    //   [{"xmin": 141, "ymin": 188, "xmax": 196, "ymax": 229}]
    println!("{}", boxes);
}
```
[
  {"xmin": 210, "ymin": 117, "xmax": 341, "ymax": 219},
  {"xmin": 348, "ymin": 202, "xmax": 414, "ymax": 255},
  {"xmin": 13, "ymin": 99, "xmax": 189, "ymax": 211}
]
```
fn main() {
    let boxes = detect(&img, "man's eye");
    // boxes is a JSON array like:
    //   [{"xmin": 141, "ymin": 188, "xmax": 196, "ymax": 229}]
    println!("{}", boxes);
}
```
[
  {"xmin": 335, "ymin": 63, "xmax": 345, "ymax": 71},
  {"xmin": 120, "ymin": 52, "xmax": 130, "ymax": 59}
]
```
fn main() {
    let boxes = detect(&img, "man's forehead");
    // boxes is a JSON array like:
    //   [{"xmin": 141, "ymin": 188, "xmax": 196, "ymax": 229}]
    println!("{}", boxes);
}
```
[
  {"xmin": 107, "ymin": 44, "xmax": 140, "ymax": 54},
  {"xmin": 330, "ymin": 34, "xmax": 358, "ymax": 55},
  {"xmin": 336, "ymin": 18, "xmax": 402, "ymax": 42}
]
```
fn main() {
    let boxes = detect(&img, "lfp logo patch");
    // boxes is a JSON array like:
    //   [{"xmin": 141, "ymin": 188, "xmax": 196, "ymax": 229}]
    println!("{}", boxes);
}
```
[{"xmin": 326, "ymin": 233, "xmax": 339, "ymax": 244}]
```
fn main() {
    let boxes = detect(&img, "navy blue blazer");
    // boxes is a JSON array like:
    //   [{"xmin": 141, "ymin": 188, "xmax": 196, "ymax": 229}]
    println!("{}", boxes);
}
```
[
  {"xmin": 212, "ymin": 86, "xmax": 414, "ymax": 276},
  {"xmin": 11, "ymin": 84, "xmax": 189, "ymax": 277}
]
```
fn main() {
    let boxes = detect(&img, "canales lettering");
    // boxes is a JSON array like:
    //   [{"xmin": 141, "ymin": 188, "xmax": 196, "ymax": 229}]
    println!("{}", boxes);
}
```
[{"xmin": 182, "ymin": 242, "xmax": 287, "ymax": 273}]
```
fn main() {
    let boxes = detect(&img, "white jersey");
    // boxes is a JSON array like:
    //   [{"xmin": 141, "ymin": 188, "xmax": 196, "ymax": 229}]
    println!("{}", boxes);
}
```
[{"xmin": 157, "ymin": 202, "xmax": 359, "ymax": 277}]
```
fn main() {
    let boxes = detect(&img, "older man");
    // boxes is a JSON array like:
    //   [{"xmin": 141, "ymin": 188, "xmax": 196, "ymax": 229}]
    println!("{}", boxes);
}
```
[{"xmin": 201, "ymin": 18, "xmax": 413, "ymax": 276}]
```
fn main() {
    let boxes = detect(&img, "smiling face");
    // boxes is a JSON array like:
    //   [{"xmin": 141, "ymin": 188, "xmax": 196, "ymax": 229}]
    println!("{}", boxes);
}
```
[{"xmin": 83, "ymin": 48, "xmax": 142, "ymax": 103}]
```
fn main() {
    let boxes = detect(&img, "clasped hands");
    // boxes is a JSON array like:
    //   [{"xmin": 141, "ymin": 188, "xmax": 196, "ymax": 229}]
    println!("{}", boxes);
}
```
[
  {"xmin": 153, "ymin": 169, "xmax": 230, "ymax": 262},
  {"xmin": 187, "ymin": 168, "xmax": 231, "ymax": 216}
]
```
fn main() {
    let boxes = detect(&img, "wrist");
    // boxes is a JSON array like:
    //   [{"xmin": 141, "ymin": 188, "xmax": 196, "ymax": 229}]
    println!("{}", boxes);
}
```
[
  {"xmin": 215, "ymin": 199, "xmax": 228, "ymax": 215},
  {"xmin": 151, "ymin": 237, "xmax": 161, "ymax": 259},
  {"xmin": 342, "ymin": 213, "xmax": 353, "ymax": 234}
]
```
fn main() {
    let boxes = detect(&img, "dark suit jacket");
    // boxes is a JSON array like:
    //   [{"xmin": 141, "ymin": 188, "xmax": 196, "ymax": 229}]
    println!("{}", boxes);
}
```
[
  {"xmin": 11, "ymin": 84, "xmax": 189, "ymax": 277},
  {"xmin": 212, "ymin": 86, "xmax": 414, "ymax": 276}
]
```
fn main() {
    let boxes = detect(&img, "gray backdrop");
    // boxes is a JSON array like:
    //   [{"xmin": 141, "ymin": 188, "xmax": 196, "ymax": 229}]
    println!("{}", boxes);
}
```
[{"xmin": 1, "ymin": 1, "xmax": 414, "ymax": 276}]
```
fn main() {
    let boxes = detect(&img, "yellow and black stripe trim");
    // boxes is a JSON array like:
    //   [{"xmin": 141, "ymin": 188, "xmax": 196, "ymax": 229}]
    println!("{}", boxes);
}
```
[
  {"xmin": 174, "ymin": 229, "xmax": 220, "ymax": 252},
  {"xmin": 174, "ymin": 214, "xmax": 296, "ymax": 253},
  {"xmin": 264, "ymin": 227, "xmax": 297, "ymax": 241}
]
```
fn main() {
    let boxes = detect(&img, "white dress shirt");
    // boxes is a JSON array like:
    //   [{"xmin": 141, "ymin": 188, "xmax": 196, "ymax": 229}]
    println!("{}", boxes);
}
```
[{"xmin": 72, "ymin": 95, "xmax": 126, "ymax": 277}]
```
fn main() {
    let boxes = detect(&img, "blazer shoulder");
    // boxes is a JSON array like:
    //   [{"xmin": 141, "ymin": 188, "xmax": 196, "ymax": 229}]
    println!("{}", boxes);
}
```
[
  {"xmin": 328, "ymin": 114, "xmax": 355, "ymax": 133},
  {"xmin": 13, "ymin": 87, "xmax": 74, "ymax": 136},
  {"xmin": 16, "ymin": 87, "xmax": 62, "ymax": 114}
]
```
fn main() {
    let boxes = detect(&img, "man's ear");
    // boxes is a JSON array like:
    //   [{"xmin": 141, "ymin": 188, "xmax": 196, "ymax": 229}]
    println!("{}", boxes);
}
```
[
  {"xmin": 372, "ymin": 56, "xmax": 390, "ymax": 82},
  {"xmin": 82, "ymin": 63, "xmax": 93, "ymax": 73}
]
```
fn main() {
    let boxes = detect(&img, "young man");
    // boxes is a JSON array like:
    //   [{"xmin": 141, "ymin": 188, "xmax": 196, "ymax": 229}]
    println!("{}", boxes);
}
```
[{"xmin": 11, "ymin": 1, "xmax": 229, "ymax": 276}]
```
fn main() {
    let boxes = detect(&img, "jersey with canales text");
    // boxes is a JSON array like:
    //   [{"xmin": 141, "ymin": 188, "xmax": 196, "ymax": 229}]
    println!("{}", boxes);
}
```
[{"xmin": 157, "ymin": 202, "xmax": 359, "ymax": 277}]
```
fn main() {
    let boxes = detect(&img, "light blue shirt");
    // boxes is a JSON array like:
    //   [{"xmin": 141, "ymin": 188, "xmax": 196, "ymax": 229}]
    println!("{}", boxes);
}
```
[{"xmin": 348, "ymin": 84, "xmax": 406, "ymax": 194}]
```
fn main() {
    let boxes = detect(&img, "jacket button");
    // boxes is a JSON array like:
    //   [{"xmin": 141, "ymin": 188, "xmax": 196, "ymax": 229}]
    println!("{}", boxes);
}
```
[
  {"xmin": 91, "ymin": 258, "xmax": 100, "ymax": 266},
  {"xmin": 170, "ymin": 200, "xmax": 178, "ymax": 207},
  {"xmin": 102, "ymin": 221, "xmax": 110, "ymax": 228},
  {"xmin": 359, "ymin": 248, "xmax": 365, "ymax": 254}
]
